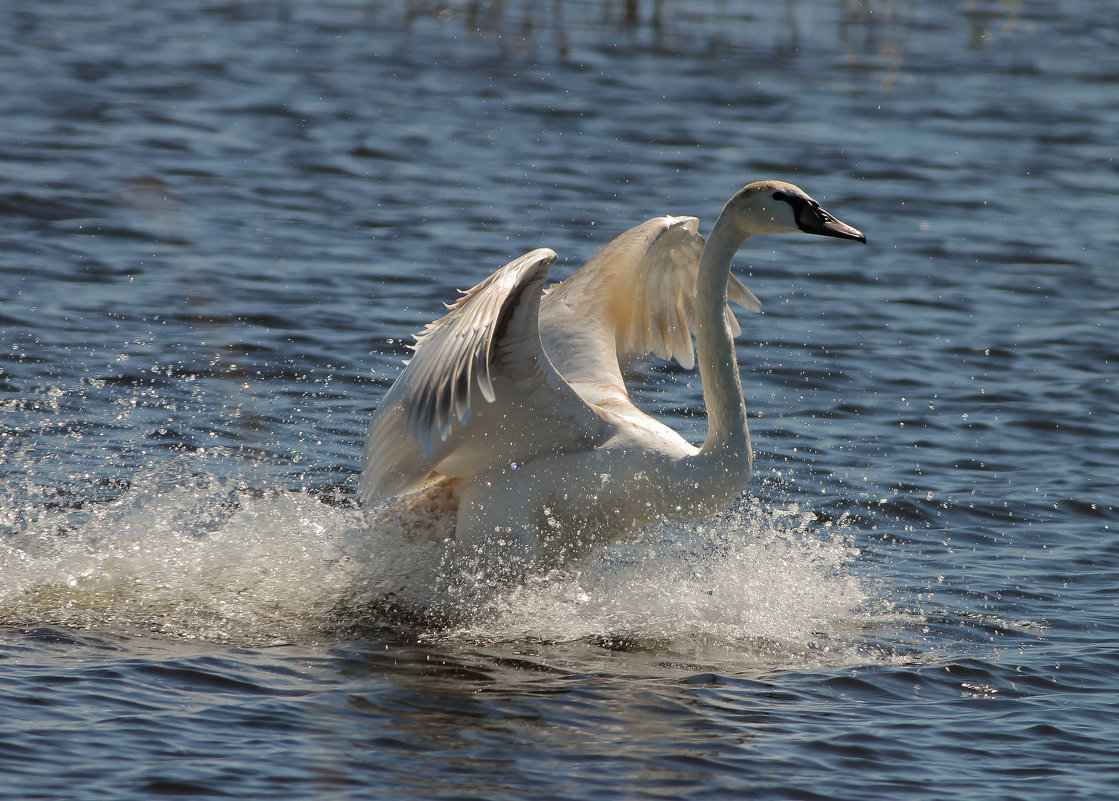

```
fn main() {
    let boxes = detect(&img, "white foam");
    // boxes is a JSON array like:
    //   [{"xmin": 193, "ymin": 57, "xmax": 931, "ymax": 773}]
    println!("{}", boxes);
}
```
[
  {"xmin": 1, "ymin": 454, "xmax": 880, "ymax": 664},
  {"xmin": 1, "ymin": 458, "xmax": 364, "ymax": 642},
  {"xmin": 446, "ymin": 502, "xmax": 876, "ymax": 665}
]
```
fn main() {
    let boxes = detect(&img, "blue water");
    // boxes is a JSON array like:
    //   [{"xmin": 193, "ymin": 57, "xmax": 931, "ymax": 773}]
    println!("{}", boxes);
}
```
[{"xmin": 2, "ymin": 1, "xmax": 1118, "ymax": 798}]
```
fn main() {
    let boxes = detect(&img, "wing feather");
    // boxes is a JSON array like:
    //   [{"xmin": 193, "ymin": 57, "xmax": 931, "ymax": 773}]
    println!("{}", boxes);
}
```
[
  {"xmin": 540, "ymin": 215, "xmax": 760, "ymax": 408},
  {"xmin": 360, "ymin": 248, "xmax": 610, "ymax": 506}
]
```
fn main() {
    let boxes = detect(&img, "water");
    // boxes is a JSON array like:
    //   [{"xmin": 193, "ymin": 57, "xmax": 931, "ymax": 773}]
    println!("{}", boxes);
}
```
[{"xmin": 2, "ymin": 0, "xmax": 1117, "ymax": 798}]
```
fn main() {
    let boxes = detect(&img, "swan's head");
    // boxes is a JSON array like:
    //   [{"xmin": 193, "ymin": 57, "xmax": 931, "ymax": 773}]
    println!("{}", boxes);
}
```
[{"xmin": 723, "ymin": 180, "xmax": 866, "ymax": 243}]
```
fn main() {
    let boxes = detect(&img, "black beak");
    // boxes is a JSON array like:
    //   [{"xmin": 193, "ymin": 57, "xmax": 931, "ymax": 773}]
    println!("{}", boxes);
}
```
[{"xmin": 798, "ymin": 203, "xmax": 867, "ymax": 243}]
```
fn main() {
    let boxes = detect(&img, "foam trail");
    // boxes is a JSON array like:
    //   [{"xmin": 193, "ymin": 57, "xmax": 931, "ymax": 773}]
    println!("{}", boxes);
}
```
[
  {"xmin": 1, "ymin": 464, "xmax": 369, "ymax": 642},
  {"xmin": 453, "ymin": 502, "xmax": 876, "ymax": 665},
  {"xmin": 2, "ymin": 454, "xmax": 881, "ymax": 665}
]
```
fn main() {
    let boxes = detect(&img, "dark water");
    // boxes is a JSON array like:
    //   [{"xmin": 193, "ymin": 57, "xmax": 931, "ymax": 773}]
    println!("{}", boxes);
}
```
[{"xmin": 2, "ymin": 1, "xmax": 1118, "ymax": 798}]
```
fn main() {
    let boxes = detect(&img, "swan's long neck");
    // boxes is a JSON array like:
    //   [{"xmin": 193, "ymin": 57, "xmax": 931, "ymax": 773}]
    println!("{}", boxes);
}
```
[{"xmin": 695, "ymin": 215, "xmax": 751, "ymax": 461}]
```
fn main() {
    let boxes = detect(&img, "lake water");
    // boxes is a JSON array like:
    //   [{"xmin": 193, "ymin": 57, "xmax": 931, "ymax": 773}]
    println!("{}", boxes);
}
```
[{"xmin": 2, "ymin": 1, "xmax": 1117, "ymax": 798}]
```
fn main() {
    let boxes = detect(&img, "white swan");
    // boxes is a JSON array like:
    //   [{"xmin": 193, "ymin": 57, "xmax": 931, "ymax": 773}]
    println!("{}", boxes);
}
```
[{"xmin": 361, "ymin": 181, "xmax": 865, "ymax": 566}]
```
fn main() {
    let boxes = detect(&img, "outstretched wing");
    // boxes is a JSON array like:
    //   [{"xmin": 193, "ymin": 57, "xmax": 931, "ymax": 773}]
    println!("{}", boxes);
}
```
[
  {"xmin": 360, "ymin": 248, "xmax": 611, "ymax": 507},
  {"xmin": 540, "ymin": 216, "xmax": 759, "ymax": 409}
]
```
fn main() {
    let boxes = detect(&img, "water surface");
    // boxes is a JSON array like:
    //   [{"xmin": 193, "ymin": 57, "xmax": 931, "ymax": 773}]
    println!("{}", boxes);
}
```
[{"xmin": 2, "ymin": 1, "xmax": 1117, "ymax": 799}]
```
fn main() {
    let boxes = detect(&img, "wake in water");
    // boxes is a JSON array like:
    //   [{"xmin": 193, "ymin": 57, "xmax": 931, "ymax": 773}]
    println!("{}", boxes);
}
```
[{"xmin": 1, "ymin": 450, "xmax": 880, "ymax": 663}]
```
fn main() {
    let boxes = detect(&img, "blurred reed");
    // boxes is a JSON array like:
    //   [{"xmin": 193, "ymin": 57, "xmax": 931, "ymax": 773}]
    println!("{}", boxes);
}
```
[{"xmin": 391, "ymin": 0, "xmax": 1024, "ymax": 62}]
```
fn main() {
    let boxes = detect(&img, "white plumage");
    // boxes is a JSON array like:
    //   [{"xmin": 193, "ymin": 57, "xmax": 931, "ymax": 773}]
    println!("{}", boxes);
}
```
[{"xmin": 361, "ymin": 181, "xmax": 865, "ymax": 566}]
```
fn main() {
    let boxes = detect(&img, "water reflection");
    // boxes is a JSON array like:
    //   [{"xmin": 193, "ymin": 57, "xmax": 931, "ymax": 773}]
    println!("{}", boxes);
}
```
[{"xmin": 390, "ymin": 0, "xmax": 1029, "ymax": 73}]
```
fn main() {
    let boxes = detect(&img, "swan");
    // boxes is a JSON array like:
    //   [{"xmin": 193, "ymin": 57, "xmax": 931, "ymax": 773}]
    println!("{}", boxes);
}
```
[{"xmin": 360, "ymin": 181, "xmax": 865, "ymax": 567}]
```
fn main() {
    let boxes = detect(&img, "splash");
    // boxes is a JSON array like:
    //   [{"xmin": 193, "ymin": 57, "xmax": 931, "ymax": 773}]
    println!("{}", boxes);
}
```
[
  {"xmin": 0, "ymin": 455, "xmax": 366, "ymax": 643},
  {"xmin": 1, "ymin": 453, "xmax": 879, "ymax": 662},
  {"xmin": 446, "ymin": 502, "xmax": 876, "ymax": 664}
]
